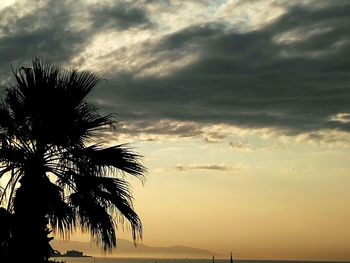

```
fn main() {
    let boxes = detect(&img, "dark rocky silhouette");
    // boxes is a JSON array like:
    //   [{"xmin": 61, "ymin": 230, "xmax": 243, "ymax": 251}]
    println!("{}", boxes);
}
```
[{"xmin": 53, "ymin": 249, "xmax": 90, "ymax": 257}]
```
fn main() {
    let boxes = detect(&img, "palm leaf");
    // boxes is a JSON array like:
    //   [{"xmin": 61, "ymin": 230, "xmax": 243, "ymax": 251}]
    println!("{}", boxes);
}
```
[
  {"xmin": 74, "ymin": 144, "xmax": 146, "ymax": 178},
  {"xmin": 69, "ymin": 192, "xmax": 117, "ymax": 251}
]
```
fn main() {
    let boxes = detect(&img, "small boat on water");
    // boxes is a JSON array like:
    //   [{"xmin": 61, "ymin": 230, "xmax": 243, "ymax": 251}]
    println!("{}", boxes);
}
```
[{"xmin": 211, "ymin": 252, "xmax": 234, "ymax": 263}]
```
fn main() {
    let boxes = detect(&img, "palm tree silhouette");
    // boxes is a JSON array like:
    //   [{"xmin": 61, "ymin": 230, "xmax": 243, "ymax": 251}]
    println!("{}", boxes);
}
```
[
  {"xmin": 0, "ymin": 59, "xmax": 145, "ymax": 262},
  {"xmin": 0, "ymin": 207, "xmax": 13, "ymax": 259}
]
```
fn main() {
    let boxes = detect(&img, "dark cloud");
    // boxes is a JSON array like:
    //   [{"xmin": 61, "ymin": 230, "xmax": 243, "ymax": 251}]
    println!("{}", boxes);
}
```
[
  {"xmin": 94, "ymin": 1, "xmax": 350, "ymax": 136},
  {"xmin": 158, "ymin": 22, "xmax": 224, "ymax": 50},
  {"xmin": 0, "ymin": 0, "xmax": 91, "ymax": 79},
  {"xmin": 0, "ymin": 0, "xmax": 154, "ymax": 83},
  {"xmin": 1, "ymin": 1, "xmax": 349, "ymax": 138},
  {"xmin": 91, "ymin": 2, "xmax": 153, "ymax": 31}
]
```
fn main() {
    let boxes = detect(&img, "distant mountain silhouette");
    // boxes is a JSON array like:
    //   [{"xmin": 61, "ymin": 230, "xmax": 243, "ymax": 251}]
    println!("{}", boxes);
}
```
[{"xmin": 51, "ymin": 239, "xmax": 220, "ymax": 258}]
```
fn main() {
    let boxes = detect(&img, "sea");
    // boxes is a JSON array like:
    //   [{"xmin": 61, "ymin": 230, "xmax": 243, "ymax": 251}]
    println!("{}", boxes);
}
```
[{"xmin": 50, "ymin": 258, "xmax": 350, "ymax": 263}]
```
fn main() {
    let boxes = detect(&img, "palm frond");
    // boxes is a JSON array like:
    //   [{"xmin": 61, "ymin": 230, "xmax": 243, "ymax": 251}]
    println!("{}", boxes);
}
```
[
  {"xmin": 69, "ymin": 192, "xmax": 117, "ymax": 251},
  {"xmin": 93, "ymin": 177, "xmax": 143, "ymax": 242},
  {"xmin": 61, "ymin": 69, "xmax": 103, "ymax": 103},
  {"xmin": 0, "ymin": 169, "xmax": 22, "ymax": 210},
  {"xmin": 0, "ymin": 104, "xmax": 14, "ymax": 134},
  {"xmin": 0, "ymin": 144, "xmax": 26, "ymax": 165},
  {"xmin": 45, "ymin": 181, "xmax": 76, "ymax": 240},
  {"xmin": 75, "ymin": 144, "xmax": 146, "ymax": 179}
]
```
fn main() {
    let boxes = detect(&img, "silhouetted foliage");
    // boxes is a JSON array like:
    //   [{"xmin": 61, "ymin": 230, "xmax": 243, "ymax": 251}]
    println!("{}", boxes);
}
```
[
  {"xmin": 0, "ymin": 59, "xmax": 145, "ymax": 263},
  {"xmin": 0, "ymin": 208, "xmax": 12, "ymax": 260}
]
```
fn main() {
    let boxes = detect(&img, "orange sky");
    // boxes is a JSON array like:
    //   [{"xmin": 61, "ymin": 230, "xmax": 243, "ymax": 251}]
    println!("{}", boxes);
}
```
[{"xmin": 64, "ymin": 135, "xmax": 350, "ymax": 261}]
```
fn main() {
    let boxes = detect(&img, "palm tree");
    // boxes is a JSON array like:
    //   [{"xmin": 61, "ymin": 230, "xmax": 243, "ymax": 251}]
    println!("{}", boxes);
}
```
[
  {"xmin": 0, "ymin": 207, "xmax": 13, "ymax": 259},
  {"xmin": 0, "ymin": 59, "xmax": 145, "ymax": 262}
]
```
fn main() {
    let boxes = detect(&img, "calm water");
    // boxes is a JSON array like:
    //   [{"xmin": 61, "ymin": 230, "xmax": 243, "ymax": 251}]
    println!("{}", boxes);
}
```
[{"xmin": 50, "ymin": 258, "xmax": 350, "ymax": 263}]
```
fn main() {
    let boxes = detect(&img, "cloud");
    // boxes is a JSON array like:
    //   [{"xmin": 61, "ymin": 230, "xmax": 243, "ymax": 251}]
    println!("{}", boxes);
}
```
[
  {"xmin": 230, "ymin": 141, "xmax": 254, "ymax": 151},
  {"xmin": 1, "ymin": 0, "xmax": 350, "ymax": 141},
  {"xmin": 92, "ymin": 1, "xmax": 350, "ymax": 138},
  {"xmin": 91, "ymin": 2, "xmax": 153, "ymax": 31},
  {"xmin": 118, "ymin": 120, "xmax": 203, "ymax": 138},
  {"xmin": 174, "ymin": 163, "xmax": 248, "ymax": 172},
  {"xmin": 295, "ymin": 129, "xmax": 350, "ymax": 148},
  {"xmin": 203, "ymin": 137, "xmax": 220, "ymax": 144},
  {"xmin": 229, "ymin": 140, "xmax": 281, "ymax": 151},
  {"xmin": 0, "ymin": 1, "xmax": 89, "ymax": 70}
]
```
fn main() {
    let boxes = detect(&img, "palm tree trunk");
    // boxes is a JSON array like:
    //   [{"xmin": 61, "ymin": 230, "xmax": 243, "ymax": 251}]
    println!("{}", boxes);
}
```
[{"xmin": 9, "ymin": 171, "xmax": 53, "ymax": 262}]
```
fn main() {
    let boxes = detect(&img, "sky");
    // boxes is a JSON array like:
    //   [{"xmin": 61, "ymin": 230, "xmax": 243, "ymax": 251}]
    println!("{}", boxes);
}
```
[{"xmin": 0, "ymin": 0, "xmax": 350, "ymax": 261}]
